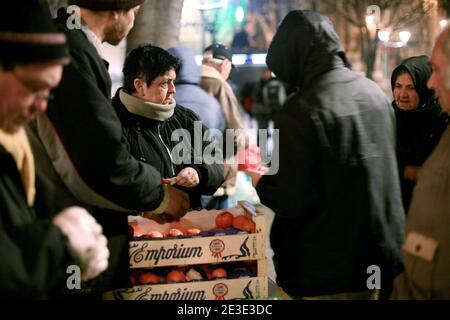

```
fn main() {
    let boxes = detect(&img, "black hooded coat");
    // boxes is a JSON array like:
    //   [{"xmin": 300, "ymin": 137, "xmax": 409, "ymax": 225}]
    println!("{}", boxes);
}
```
[{"xmin": 256, "ymin": 10, "xmax": 405, "ymax": 297}]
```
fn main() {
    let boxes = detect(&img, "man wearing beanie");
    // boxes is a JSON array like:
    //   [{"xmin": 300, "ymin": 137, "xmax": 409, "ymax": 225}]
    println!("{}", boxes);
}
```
[
  {"xmin": 26, "ymin": 0, "xmax": 191, "ymax": 295},
  {"xmin": 0, "ymin": 1, "xmax": 109, "ymax": 299}
]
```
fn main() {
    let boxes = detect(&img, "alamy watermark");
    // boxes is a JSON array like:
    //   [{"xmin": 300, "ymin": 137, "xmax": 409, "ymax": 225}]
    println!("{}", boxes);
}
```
[
  {"xmin": 168, "ymin": 121, "xmax": 279, "ymax": 175},
  {"xmin": 366, "ymin": 265, "xmax": 381, "ymax": 290},
  {"xmin": 49, "ymin": 5, "xmax": 82, "ymax": 30},
  {"xmin": 66, "ymin": 265, "xmax": 81, "ymax": 290}
]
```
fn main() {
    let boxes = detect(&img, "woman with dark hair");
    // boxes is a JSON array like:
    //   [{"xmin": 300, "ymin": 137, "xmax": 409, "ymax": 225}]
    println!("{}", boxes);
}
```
[
  {"xmin": 112, "ymin": 44, "xmax": 224, "ymax": 210},
  {"xmin": 391, "ymin": 55, "xmax": 449, "ymax": 212}
]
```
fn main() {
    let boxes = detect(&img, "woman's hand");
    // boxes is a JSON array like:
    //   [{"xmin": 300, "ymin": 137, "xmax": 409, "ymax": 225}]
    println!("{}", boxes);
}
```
[{"xmin": 175, "ymin": 167, "xmax": 200, "ymax": 188}]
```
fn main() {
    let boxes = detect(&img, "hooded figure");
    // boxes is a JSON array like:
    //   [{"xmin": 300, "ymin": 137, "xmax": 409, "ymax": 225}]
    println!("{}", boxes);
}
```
[
  {"xmin": 256, "ymin": 10, "xmax": 405, "ymax": 298},
  {"xmin": 167, "ymin": 45, "xmax": 226, "ymax": 134},
  {"xmin": 390, "ymin": 56, "xmax": 449, "ymax": 212}
]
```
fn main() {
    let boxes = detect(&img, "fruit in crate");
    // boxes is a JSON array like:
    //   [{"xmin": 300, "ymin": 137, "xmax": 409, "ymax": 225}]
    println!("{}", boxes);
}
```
[
  {"xmin": 145, "ymin": 230, "xmax": 164, "ymax": 238},
  {"xmin": 167, "ymin": 228, "xmax": 184, "ymax": 237},
  {"xmin": 210, "ymin": 268, "xmax": 228, "ymax": 279},
  {"xmin": 215, "ymin": 211, "xmax": 234, "ymax": 229},
  {"xmin": 167, "ymin": 270, "xmax": 186, "ymax": 283},
  {"xmin": 139, "ymin": 272, "xmax": 161, "ymax": 285},
  {"xmin": 185, "ymin": 228, "xmax": 201, "ymax": 235},
  {"xmin": 240, "ymin": 219, "xmax": 256, "ymax": 233}
]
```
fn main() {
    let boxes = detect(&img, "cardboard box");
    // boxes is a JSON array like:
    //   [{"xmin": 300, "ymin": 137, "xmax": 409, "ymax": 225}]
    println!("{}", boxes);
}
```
[
  {"xmin": 130, "ymin": 233, "xmax": 265, "ymax": 268},
  {"xmin": 128, "ymin": 202, "xmax": 266, "ymax": 268},
  {"xmin": 104, "ymin": 202, "xmax": 269, "ymax": 300},
  {"xmin": 104, "ymin": 276, "xmax": 268, "ymax": 300}
]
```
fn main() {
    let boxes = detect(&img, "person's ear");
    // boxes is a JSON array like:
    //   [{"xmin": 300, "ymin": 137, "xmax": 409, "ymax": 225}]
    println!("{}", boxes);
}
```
[
  {"xmin": 110, "ymin": 10, "xmax": 120, "ymax": 21},
  {"xmin": 133, "ymin": 78, "xmax": 145, "ymax": 96}
]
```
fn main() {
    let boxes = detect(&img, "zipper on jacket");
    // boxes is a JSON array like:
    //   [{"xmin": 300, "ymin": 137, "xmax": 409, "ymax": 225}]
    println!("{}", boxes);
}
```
[{"xmin": 157, "ymin": 124, "xmax": 176, "ymax": 177}]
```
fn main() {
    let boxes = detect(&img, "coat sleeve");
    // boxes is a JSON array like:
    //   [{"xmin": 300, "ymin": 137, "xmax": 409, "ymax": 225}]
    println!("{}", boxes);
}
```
[
  {"xmin": 0, "ymin": 215, "xmax": 79, "ymax": 299},
  {"xmin": 35, "ymin": 46, "xmax": 165, "ymax": 212},
  {"xmin": 256, "ymin": 103, "xmax": 319, "ymax": 220}
]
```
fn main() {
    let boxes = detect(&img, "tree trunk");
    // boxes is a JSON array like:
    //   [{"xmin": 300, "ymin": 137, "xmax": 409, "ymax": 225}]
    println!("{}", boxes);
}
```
[{"xmin": 127, "ymin": 0, "xmax": 184, "ymax": 53}]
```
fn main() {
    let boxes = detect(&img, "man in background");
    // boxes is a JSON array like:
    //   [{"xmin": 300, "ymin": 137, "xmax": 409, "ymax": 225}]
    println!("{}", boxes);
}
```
[{"xmin": 201, "ymin": 43, "xmax": 249, "ymax": 208}]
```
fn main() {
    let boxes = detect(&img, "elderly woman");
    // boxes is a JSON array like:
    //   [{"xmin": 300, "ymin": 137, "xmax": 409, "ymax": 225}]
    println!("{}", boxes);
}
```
[
  {"xmin": 112, "ymin": 44, "xmax": 224, "ymax": 210},
  {"xmin": 391, "ymin": 55, "xmax": 449, "ymax": 212}
]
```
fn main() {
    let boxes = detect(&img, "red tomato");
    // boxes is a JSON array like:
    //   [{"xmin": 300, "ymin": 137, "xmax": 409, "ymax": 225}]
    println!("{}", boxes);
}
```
[
  {"xmin": 241, "ymin": 219, "xmax": 256, "ymax": 233},
  {"xmin": 185, "ymin": 228, "xmax": 201, "ymax": 235},
  {"xmin": 232, "ymin": 215, "xmax": 251, "ymax": 230},
  {"xmin": 146, "ymin": 230, "xmax": 164, "ymax": 238},
  {"xmin": 167, "ymin": 228, "xmax": 184, "ymax": 237},
  {"xmin": 167, "ymin": 270, "xmax": 186, "ymax": 283},
  {"xmin": 139, "ymin": 272, "xmax": 160, "ymax": 285},
  {"xmin": 215, "ymin": 211, "xmax": 234, "ymax": 229},
  {"xmin": 210, "ymin": 268, "xmax": 227, "ymax": 279}
]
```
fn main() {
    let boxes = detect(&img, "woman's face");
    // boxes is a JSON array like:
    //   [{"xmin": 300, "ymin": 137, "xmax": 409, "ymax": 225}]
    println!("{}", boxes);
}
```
[
  {"xmin": 140, "ymin": 68, "xmax": 176, "ymax": 105},
  {"xmin": 394, "ymin": 72, "xmax": 420, "ymax": 111}
]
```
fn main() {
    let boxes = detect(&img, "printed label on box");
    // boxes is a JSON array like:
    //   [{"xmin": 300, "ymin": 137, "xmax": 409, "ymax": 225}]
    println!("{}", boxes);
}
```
[
  {"xmin": 104, "ymin": 277, "xmax": 268, "ymax": 300},
  {"xmin": 129, "ymin": 233, "xmax": 265, "ymax": 268}
]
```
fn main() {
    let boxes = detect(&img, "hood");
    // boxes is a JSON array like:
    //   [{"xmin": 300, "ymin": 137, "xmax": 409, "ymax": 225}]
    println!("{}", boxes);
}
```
[
  {"xmin": 168, "ymin": 45, "xmax": 200, "ymax": 85},
  {"xmin": 391, "ymin": 55, "xmax": 434, "ymax": 109},
  {"xmin": 266, "ymin": 10, "xmax": 347, "ymax": 89}
]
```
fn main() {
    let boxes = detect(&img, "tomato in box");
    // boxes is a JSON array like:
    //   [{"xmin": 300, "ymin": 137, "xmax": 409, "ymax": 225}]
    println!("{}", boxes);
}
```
[
  {"xmin": 185, "ymin": 228, "xmax": 201, "ymax": 235},
  {"xmin": 215, "ymin": 211, "xmax": 234, "ymax": 229},
  {"xmin": 210, "ymin": 268, "xmax": 227, "ymax": 279},
  {"xmin": 145, "ymin": 230, "xmax": 164, "ymax": 238},
  {"xmin": 241, "ymin": 219, "xmax": 256, "ymax": 233},
  {"xmin": 232, "ymin": 215, "xmax": 250, "ymax": 229},
  {"xmin": 139, "ymin": 272, "xmax": 161, "ymax": 285},
  {"xmin": 167, "ymin": 270, "xmax": 186, "ymax": 283}
]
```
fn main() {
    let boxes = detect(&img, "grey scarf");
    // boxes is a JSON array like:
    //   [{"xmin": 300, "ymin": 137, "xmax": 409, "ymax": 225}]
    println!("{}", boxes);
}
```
[{"xmin": 119, "ymin": 89, "xmax": 176, "ymax": 121}]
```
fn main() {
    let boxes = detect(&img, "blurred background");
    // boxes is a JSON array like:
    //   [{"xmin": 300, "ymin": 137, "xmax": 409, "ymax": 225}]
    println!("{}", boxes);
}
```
[{"xmin": 47, "ymin": 0, "xmax": 450, "ymax": 97}]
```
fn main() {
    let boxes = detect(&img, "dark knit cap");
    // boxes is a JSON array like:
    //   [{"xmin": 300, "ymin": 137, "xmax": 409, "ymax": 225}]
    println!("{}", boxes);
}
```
[
  {"xmin": 0, "ymin": 1, "xmax": 69, "ymax": 66},
  {"xmin": 68, "ymin": 0, "xmax": 145, "ymax": 11}
]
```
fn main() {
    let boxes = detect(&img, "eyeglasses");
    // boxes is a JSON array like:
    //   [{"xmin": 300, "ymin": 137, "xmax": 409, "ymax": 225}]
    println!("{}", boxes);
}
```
[{"xmin": 11, "ymin": 70, "xmax": 54, "ymax": 104}]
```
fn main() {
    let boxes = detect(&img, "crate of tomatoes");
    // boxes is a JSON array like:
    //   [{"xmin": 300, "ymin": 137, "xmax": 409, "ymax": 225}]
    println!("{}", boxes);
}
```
[{"xmin": 103, "ymin": 201, "xmax": 268, "ymax": 300}]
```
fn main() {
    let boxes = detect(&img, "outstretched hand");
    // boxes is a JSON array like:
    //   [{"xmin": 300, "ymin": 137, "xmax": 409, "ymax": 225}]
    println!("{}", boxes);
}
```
[{"xmin": 174, "ymin": 167, "xmax": 200, "ymax": 188}]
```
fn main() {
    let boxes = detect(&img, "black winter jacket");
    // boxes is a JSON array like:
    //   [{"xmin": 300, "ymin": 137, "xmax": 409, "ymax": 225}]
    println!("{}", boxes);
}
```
[
  {"xmin": 257, "ymin": 10, "xmax": 405, "ymax": 297},
  {"xmin": 0, "ymin": 145, "xmax": 79, "ymax": 299},
  {"xmin": 112, "ymin": 90, "xmax": 224, "ymax": 208}
]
